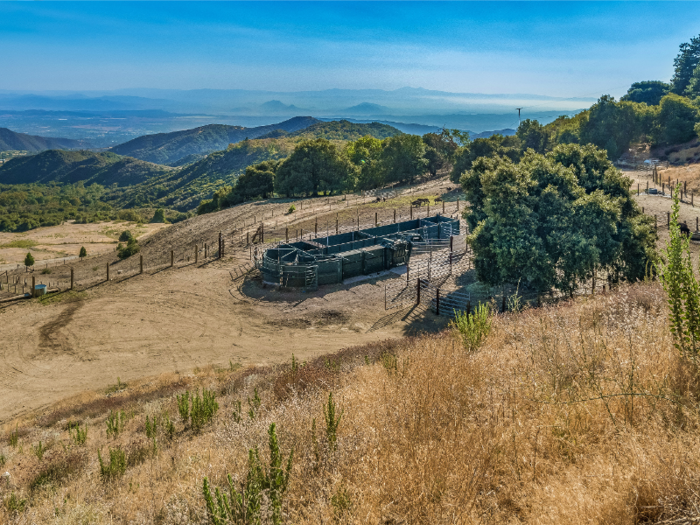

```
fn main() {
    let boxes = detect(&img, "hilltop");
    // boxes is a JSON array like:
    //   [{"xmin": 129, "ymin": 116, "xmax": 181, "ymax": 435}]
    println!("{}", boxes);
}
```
[
  {"xmin": 0, "ymin": 127, "xmax": 88, "ymax": 152},
  {"xmin": 0, "ymin": 150, "xmax": 173, "ymax": 187},
  {"xmin": 110, "ymin": 116, "xmax": 320, "ymax": 166},
  {"xmin": 113, "ymin": 120, "xmax": 403, "ymax": 210}
]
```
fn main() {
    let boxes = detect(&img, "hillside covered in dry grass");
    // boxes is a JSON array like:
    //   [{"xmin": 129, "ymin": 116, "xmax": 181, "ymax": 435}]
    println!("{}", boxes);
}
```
[{"xmin": 2, "ymin": 282, "xmax": 700, "ymax": 524}]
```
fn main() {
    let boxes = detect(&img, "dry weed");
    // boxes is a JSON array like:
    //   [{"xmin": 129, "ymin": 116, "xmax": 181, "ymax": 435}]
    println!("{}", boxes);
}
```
[{"xmin": 1, "ymin": 282, "xmax": 699, "ymax": 524}]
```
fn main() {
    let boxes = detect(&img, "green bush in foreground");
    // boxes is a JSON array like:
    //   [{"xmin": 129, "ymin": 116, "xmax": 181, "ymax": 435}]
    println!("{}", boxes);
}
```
[
  {"xmin": 203, "ymin": 423, "xmax": 293, "ymax": 525},
  {"xmin": 450, "ymin": 303, "xmax": 492, "ymax": 352}
]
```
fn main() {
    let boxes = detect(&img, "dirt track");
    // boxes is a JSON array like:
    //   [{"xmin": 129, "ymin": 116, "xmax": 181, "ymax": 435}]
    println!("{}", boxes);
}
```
[{"xmin": 0, "ymin": 179, "xmax": 455, "ymax": 424}]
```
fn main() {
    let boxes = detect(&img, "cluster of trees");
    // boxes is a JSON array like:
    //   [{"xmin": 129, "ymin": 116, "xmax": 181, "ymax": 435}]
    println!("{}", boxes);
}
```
[
  {"xmin": 197, "ymin": 130, "xmax": 468, "ymax": 214},
  {"xmin": 0, "ymin": 182, "xmax": 189, "ymax": 232},
  {"xmin": 197, "ymin": 132, "xmax": 464, "ymax": 214},
  {"xmin": 462, "ymin": 143, "xmax": 657, "ymax": 295}
]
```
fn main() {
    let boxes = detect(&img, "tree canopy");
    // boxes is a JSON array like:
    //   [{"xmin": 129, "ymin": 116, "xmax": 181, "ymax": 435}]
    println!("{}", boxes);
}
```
[
  {"xmin": 621, "ymin": 81, "xmax": 670, "ymax": 106},
  {"xmin": 274, "ymin": 139, "xmax": 352, "ymax": 197},
  {"xmin": 462, "ymin": 144, "xmax": 656, "ymax": 295}
]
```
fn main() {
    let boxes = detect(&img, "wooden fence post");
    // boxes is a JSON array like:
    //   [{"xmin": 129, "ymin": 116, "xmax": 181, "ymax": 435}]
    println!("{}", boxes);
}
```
[
  {"xmin": 410, "ymin": 206, "xmax": 413, "ymax": 220},
  {"xmin": 393, "ymin": 209, "xmax": 396, "ymax": 223},
  {"xmin": 315, "ymin": 219, "xmax": 318, "ymax": 236},
  {"xmin": 70, "ymin": 268, "xmax": 74, "ymax": 290},
  {"xmin": 436, "ymin": 288, "xmax": 440, "ymax": 316},
  {"xmin": 106, "ymin": 263, "xmax": 110, "ymax": 282},
  {"xmin": 442, "ymin": 200, "xmax": 445, "ymax": 213},
  {"xmin": 261, "ymin": 223, "xmax": 264, "ymax": 243},
  {"xmin": 696, "ymin": 217, "xmax": 698, "ymax": 232},
  {"xmin": 246, "ymin": 232, "xmax": 250, "ymax": 245},
  {"xmin": 375, "ymin": 212, "xmax": 378, "ymax": 227},
  {"xmin": 466, "ymin": 300, "xmax": 471, "ymax": 316},
  {"xmin": 667, "ymin": 211, "xmax": 670, "ymax": 228},
  {"xmin": 171, "ymin": 250, "xmax": 174, "ymax": 267},
  {"xmin": 416, "ymin": 278, "xmax": 421, "ymax": 305},
  {"xmin": 140, "ymin": 255, "xmax": 143, "ymax": 274},
  {"xmin": 637, "ymin": 183, "xmax": 639, "ymax": 195},
  {"xmin": 663, "ymin": 183, "xmax": 665, "ymax": 194},
  {"xmin": 31, "ymin": 275, "xmax": 35, "ymax": 297},
  {"xmin": 195, "ymin": 244, "xmax": 198, "ymax": 264},
  {"xmin": 286, "ymin": 227, "xmax": 289, "ymax": 242}
]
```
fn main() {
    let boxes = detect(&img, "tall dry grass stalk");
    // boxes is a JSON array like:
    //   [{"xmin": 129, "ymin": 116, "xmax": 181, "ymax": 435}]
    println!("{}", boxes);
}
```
[{"xmin": 1, "ymin": 282, "xmax": 700, "ymax": 524}]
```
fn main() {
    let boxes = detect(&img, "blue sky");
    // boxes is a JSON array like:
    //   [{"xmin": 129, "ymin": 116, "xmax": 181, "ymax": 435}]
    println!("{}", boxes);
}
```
[{"xmin": 1, "ymin": 2, "xmax": 699, "ymax": 98}]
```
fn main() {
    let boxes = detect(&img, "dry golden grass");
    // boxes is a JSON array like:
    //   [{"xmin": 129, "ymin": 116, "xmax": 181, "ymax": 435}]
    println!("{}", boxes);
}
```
[{"xmin": 2, "ymin": 282, "xmax": 700, "ymax": 524}]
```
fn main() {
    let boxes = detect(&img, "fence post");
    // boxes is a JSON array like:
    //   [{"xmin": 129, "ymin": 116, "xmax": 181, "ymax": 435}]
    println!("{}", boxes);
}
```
[
  {"xmin": 436, "ymin": 288, "xmax": 440, "ymax": 316},
  {"xmin": 646, "ymin": 181, "xmax": 648, "ymax": 193},
  {"xmin": 195, "ymin": 244, "xmax": 198, "ymax": 264},
  {"xmin": 247, "ymin": 232, "xmax": 250, "ymax": 245},
  {"xmin": 221, "ymin": 239, "xmax": 225, "ymax": 257},
  {"xmin": 205, "ymin": 243, "xmax": 208, "ymax": 258},
  {"xmin": 442, "ymin": 200, "xmax": 445, "ymax": 213},
  {"xmin": 140, "ymin": 255, "xmax": 143, "ymax": 274},
  {"xmin": 70, "ymin": 268, "xmax": 74, "ymax": 290},
  {"xmin": 416, "ymin": 278, "xmax": 421, "ymax": 305},
  {"xmin": 667, "ymin": 211, "xmax": 670, "ymax": 228},
  {"xmin": 315, "ymin": 219, "xmax": 318, "ymax": 236},
  {"xmin": 466, "ymin": 300, "xmax": 471, "ymax": 316},
  {"xmin": 375, "ymin": 212, "xmax": 378, "ymax": 227},
  {"xmin": 171, "ymin": 250, "xmax": 174, "ymax": 267},
  {"xmin": 336, "ymin": 214, "xmax": 339, "ymax": 234},
  {"xmin": 31, "ymin": 275, "xmax": 35, "ymax": 297},
  {"xmin": 410, "ymin": 206, "xmax": 413, "ymax": 220},
  {"xmin": 637, "ymin": 183, "xmax": 639, "ymax": 195},
  {"xmin": 261, "ymin": 223, "xmax": 265, "ymax": 243},
  {"xmin": 427, "ymin": 203, "xmax": 430, "ymax": 216},
  {"xmin": 393, "ymin": 209, "xmax": 396, "ymax": 223},
  {"xmin": 697, "ymin": 217, "xmax": 699, "ymax": 232},
  {"xmin": 663, "ymin": 183, "xmax": 665, "ymax": 194},
  {"xmin": 106, "ymin": 263, "xmax": 110, "ymax": 282}
]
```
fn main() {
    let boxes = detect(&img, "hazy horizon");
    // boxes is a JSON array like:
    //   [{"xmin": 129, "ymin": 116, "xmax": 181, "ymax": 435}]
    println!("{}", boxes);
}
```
[{"xmin": 2, "ymin": 2, "xmax": 698, "ymax": 98}]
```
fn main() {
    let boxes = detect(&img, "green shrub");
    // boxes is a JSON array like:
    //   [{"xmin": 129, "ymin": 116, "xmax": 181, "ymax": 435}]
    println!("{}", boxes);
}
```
[
  {"xmin": 150, "ymin": 208, "xmax": 166, "ymax": 223},
  {"xmin": 118, "ymin": 230, "xmax": 134, "ymax": 242},
  {"xmin": 32, "ymin": 441, "xmax": 46, "ymax": 461},
  {"xmin": 117, "ymin": 238, "xmax": 140, "ymax": 259},
  {"xmin": 248, "ymin": 388, "xmax": 261, "ymax": 420},
  {"xmin": 106, "ymin": 410, "xmax": 125, "ymax": 438},
  {"xmin": 177, "ymin": 391, "xmax": 190, "ymax": 422},
  {"xmin": 98, "ymin": 447, "xmax": 127, "ymax": 480},
  {"xmin": 145, "ymin": 415, "xmax": 158, "ymax": 439},
  {"xmin": 41, "ymin": 267, "xmax": 51, "ymax": 275},
  {"xmin": 191, "ymin": 389, "xmax": 219, "ymax": 432},
  {"xmin": 24, "ymin": 252, "xmax": 34, "ymax": 268},
  {"xmin": 323, "ymin": 392, "xmax": 343, "ymax": 451},
  {"xmin": 202, "ymin": 423, "xmax": 293, "ymax": 525},
  {"xmin": 657, "ymin": 185, "xmax": 700, "ymax": 360},
  {"xmin": 69, "ymin": 423, "xmax": 88, "ymax": 445},
  {"xmin": 450, "ymin": 303, "xmax": 492, "ymax": 352},
  {"xmin": 4, "ymin": 492, "xmax": 26, "ymax": 513},
  {"xmin": 287, "ymin": 204, "xmax": 296, "ymax": 214},
  {"xmin": 79, "ymin": 246, "xmax": 87, "ymax": 259}
]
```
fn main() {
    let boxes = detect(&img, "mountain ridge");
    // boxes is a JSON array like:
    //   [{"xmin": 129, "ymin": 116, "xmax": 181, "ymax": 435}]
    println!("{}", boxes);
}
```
[{"xmin": 0, "ymin": 127, "xmax": 89, "ymax": 152}]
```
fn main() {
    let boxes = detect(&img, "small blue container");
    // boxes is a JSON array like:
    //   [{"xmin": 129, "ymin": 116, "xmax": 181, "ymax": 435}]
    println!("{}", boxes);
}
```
[{"xmin": 34, "ymin": 284, "xmax": 47, "ymax": 296}]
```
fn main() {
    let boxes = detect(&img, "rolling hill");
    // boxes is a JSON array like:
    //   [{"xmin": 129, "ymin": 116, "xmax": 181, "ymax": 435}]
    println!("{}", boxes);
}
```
[
  {"xmin": 110, "ymin": 116, "xmax": 320, "ymax": 166},
  {"xmin": 0, "ymin": 150, "xmax": 173, "ymax": 187},
  {"xmin": 0, "ymin": 127, "xmax": 89, "ymax": 152},
  {"xmin": 113, "ymin": 120, "xmax": 403, "ymax": 211}
]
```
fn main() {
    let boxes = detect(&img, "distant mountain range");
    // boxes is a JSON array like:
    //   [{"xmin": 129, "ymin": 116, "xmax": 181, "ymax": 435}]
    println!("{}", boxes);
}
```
[
  {"xmin": 0, "ymin": 127, "xmax": 90, "ymax": 152},
  {"xmin": 110, "ymin": 116, "xmax": 319, "ymax": 166}
]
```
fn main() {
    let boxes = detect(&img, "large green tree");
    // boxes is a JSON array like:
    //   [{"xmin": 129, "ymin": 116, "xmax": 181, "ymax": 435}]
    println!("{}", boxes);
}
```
[
  {"xmin": 462, "ymin": 144, "xmax": 656, "ymax": 295},
  {"xmin": 422, "ymin": 129, "xmax": 459, "ymax": 177},
  {"xmin": 671, "ymin": 34, "xmax": 700, "ymax": 95},
  {"xmin": 621, "ymin": 81, "xmax": 670, "ymax": 105},
  {"xmin": 516, "ymin": 119, "xmax": 550, "ymax": 154},
  {"xmin": 225, "ymin": 160, "xmax": 278, "ymax": 206},
  {"xmin": 656, "ymin": 93, "xmax": 699, "ymax": 145},
  {"xmin": 578, "ymin": 95, "xmax": 644, "ymax": 159},
  {"xmin": 450, "ymin": 134, "xmax": 521, "ymax": 183},
  {"xmin": 274, "ymin": 139, "xmax": 352, "ymax": 197},
  {"xmin": 345, "ymin": 135, "xmax": 383, "ymax": 190},
  {"xmin": 379, "ymin": 134, "xmax": 427, "ymax": 184}
]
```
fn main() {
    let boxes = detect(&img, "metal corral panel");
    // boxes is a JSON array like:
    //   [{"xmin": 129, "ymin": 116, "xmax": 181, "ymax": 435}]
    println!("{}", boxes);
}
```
[{"xmin": 317, "ymin": 258, "xmax": 343, "ymax": 285}]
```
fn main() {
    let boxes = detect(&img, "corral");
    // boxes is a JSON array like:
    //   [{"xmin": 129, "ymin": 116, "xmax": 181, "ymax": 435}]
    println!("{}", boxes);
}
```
[{"xmin": 255, "ymin": 214, "xmax": 460, "ymax": 288}]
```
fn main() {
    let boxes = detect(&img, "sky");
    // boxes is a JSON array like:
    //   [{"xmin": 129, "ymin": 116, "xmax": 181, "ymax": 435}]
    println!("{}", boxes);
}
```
[{"xmin": 1, "ymin": 2, "xmax": 699, "ymax": 99}]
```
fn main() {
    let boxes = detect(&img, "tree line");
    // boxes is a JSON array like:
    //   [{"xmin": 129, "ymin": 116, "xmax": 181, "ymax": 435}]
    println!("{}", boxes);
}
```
[{"xmin": 196, "ymin": 131, "xmax": 465, "ymax": 214}]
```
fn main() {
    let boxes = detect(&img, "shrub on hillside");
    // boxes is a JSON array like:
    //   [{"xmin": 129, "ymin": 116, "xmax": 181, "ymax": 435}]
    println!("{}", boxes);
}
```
[{"xmin": 116, "ymin": 238, "xmax": 140, "ymax": 259}]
